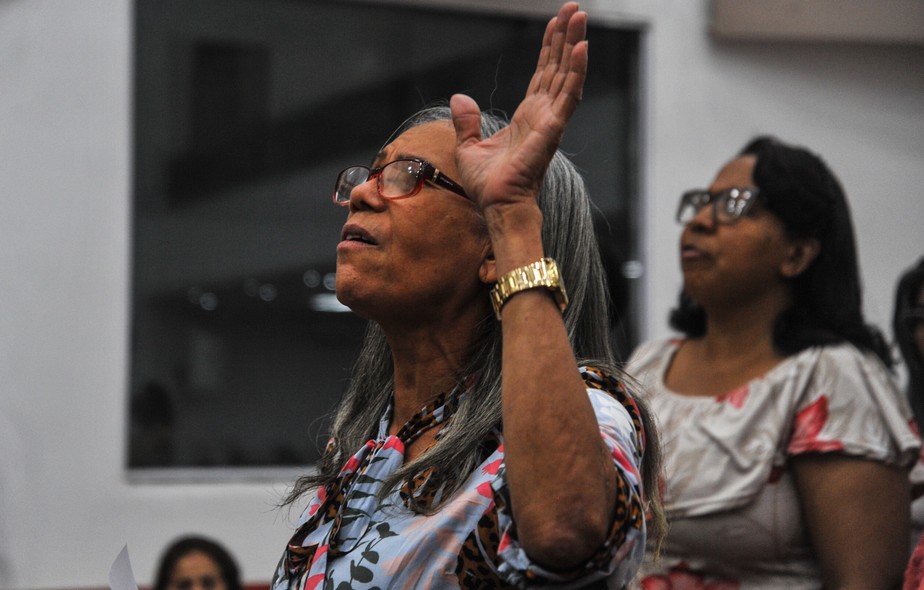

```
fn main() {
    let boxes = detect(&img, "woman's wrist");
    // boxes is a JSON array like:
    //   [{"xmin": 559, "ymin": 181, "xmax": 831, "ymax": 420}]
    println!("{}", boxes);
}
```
[{"xmin": 483, "ymin": 201, "xmax": 546, "ymax": 274}]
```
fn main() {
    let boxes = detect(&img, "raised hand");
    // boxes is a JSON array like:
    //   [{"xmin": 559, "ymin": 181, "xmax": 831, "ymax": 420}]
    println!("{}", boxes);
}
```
[{"xmin": 449, "ymin": 2, "xmax": 588, "ymax": 213}]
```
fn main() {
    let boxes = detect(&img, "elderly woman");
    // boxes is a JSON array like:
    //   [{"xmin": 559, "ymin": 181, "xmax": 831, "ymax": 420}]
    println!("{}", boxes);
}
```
[
  {"xmin": 271, "ymin": 4, "xmax": 661, "ymax": 589},
  {"xmin": 628, "ymin": 137, "xmax": 920, "ymax": 588}
]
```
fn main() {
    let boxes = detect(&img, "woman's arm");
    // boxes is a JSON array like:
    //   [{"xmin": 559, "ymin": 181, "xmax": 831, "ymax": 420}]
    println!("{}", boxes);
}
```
[
  {"xmin": 451, "ymin": 3, "xmax": 624, "ymax": 570},
  {"xmin": 792, "ymin": 454, "xmax": 910, "ymax": 589}
]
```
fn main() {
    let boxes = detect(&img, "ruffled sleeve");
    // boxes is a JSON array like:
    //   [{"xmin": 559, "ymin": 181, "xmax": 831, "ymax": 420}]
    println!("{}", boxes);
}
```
[
  {"xmin": 474, "ymin": 366, "xmax": 647, "ymax": 588},
  {"xmin": 786, "ymin": 344, "xmax": 920, "ymax": 467}
]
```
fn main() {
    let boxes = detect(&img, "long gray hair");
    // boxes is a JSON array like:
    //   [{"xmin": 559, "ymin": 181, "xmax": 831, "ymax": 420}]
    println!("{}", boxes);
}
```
[{"xmin": 285, "ymin": 104, "xmax": 664, "ymax": 545}]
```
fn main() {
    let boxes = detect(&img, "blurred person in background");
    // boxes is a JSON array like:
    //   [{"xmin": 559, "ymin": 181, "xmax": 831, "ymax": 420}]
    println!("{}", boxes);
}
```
[
  {"xmin": 628, "ymin": 136, "xmax": 919, "ymax": 588},
  {"xmin": 894, "ymin": 256, "xmax": 924, "ymax": 432},
  {"xmin": 894, "ymin": 256, "xmax": 924, "ymax": 590},
  {"xmin": 154, "ymin": 535, "xmax": 242, "ymax": 590}
]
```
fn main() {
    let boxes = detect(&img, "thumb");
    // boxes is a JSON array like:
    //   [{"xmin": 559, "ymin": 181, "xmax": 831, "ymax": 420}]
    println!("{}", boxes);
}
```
[{"xmin": 450, "ymin": 94, "xmax": 483, "ymax": 147}]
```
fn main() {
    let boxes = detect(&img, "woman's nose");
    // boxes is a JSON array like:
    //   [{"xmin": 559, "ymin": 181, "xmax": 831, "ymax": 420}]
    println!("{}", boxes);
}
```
[
  {"xmin": 687, "ymin": 203, "xmax": 716, "ymax": 232},
  {"xmin": 348, "ymin": 176, "xmax": 386, "ymax": 212}
]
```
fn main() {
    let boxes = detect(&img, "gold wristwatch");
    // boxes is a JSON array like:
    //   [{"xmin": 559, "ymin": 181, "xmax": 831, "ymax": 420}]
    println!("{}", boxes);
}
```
[{"xmin": 489, "ymin": 257, "xmax": 568, "ymax": 320}]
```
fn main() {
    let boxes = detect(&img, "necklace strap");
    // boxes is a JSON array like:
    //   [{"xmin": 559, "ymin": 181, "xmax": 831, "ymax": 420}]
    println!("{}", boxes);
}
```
[{"xmin": 394, "ymin": 385, "xmax": 463, "ymax": 446}]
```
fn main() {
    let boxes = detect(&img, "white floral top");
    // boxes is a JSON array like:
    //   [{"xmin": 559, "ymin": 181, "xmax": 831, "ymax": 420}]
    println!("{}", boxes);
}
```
[
  {"xmin": 272, "ymin": 366, "xmax": 648, "ymax": 590},
  {"xmin": 627, "ymin": 339, "xmax": 920, "ymax": 589}
]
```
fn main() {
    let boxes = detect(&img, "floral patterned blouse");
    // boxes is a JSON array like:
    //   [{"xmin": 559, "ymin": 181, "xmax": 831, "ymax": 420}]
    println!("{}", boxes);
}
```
[
  {"xmin": 272, "ymin": 366, "xmax": 648, "ymax": 590},
  {"xmin": 626, "ymin": 339, "xmax": 921, "ymax": 589}
]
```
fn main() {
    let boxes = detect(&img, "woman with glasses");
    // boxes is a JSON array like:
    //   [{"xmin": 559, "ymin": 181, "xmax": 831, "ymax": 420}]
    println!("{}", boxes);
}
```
[
  {"xmin": 627, "ymin": 136, "xmax": 920, "ymax": 588},
  {"xmin": 271, "ymin": 4, "xmax": 662, "ymax": 589}
]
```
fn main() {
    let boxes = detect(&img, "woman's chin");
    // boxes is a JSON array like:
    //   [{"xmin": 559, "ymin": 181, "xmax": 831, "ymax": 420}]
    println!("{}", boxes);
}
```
[
  {"xmin": 333, "ymin": 289, "xmax": 358, "ymax": 311},
  {"xmin": 339, "ymin": 287, "xmax": 388, "ymax": 322}
]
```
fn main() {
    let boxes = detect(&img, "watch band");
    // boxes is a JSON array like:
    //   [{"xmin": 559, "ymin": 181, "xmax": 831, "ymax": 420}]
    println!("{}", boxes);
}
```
[{"xmin": 489, "ymin": 257, "xmax": 569, "ymax": 320}]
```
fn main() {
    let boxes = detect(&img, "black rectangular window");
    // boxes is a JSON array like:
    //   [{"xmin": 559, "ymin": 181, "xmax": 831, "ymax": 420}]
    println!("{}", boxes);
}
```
[{"xmin": 130, "ymin": 0, "xmax": 640, "ymax": 472}]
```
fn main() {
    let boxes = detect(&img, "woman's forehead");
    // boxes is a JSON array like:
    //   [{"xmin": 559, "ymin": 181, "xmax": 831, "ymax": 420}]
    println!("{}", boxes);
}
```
[
  {"xmin": 708, "ymin": 154, "xmax": 756, "ymax": 191},
  {"xmin": 376, "ymin": 121, "xmax": 456, "ymax": 167}
]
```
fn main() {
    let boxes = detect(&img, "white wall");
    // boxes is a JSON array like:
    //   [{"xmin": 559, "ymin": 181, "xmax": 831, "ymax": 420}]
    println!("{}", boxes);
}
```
[
  {"xmin": 0, "ymin": 2, "xmax": 290, "ymax": 588},
  {"xmin": 0, "ymin": 1, "xmax": 921, "ymax": 588},
  {"xmin": 618, "ymin": 1, "xmax": 924, "ymax": 340}
]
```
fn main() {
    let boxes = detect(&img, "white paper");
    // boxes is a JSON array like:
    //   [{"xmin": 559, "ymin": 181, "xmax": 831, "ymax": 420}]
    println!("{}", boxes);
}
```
[{"xmin": 108, "ymin": 545, "xmax": 140, "ymax": 590}]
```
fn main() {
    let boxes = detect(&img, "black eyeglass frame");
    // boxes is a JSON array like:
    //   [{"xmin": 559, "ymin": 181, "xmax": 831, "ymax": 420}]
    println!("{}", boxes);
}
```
[
  {"xmin": 676, "ymin": 187, "xmax": 761, "ymax": 225},
  {"xmin": 333, "ymin": 157, "xmax": 468, "ymax": 204}
]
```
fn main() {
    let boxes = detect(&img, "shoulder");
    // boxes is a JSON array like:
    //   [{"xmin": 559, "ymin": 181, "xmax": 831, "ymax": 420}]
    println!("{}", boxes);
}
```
[
  {"xmin": 579, "ymin": 364, "xmax": 646, "ymax": 455},
  {"xmin": 810, "ymin": 340, "xmax": 886, "ymax": 365},
  {"xmin": 626, "ymin": 338, "xmax": 681, "ymax": 372},
  {"xmin": 785, "ymin": 343, "xmax": 919, "ymax": 466},
  {"xmin": 623, "ymin": 338, "xmax": 681, "ymax": 400},
  {"xmin": 579, "ymin": 364, "xmax": 638, "ymax": 408},
  {"xmin": 793, "ymin": 342, "xmax": 897, "ymax": 394},
  {"xmin": 773, "ymin": 342, "xmax": 907, "ymax": 418}
]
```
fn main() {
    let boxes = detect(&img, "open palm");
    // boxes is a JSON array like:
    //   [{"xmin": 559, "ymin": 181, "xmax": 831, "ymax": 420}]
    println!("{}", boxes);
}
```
[{"xmin": 450, "ymin": 2, "xmax": 588, "ymax": 213}]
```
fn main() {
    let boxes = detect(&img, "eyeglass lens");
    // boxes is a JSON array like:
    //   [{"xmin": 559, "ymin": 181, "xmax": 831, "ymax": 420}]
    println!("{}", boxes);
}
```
[
  {"xmin": 335, "ymin": 167, "xmax": 371, "ymax": 203},
  {"xmin": 677, "ymin": 188, "xmax": 756, "ymax": 224},
  {"xmin": 334, "ymin": 160, "xmax": 425, "ymax": 203},
  {"xmin": 380, "ymin": 160, "xmax": 421, "ymax": 197}
]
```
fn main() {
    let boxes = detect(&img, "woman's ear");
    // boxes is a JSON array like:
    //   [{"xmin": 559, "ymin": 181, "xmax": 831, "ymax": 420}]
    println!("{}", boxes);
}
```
[
  {"xmin": 479, "ymin": 251, "xmax": 497, "ymax": 285},
  {"xmin": 781, "ymin": 238, "xmax": 821, "ymax": 278}
]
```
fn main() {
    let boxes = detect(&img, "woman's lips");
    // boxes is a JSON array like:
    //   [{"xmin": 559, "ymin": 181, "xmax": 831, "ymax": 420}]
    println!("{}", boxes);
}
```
[
  {"xmin": 680, "ymin": 243, "xmax": 708, "ymax": 261},
  {"xmin": 337, "ymin": 239, "xmax": 373, "ymax": 253},
  {"xmin": 339, "ymin": 223, "xmax": 378, "ymax": 249}
]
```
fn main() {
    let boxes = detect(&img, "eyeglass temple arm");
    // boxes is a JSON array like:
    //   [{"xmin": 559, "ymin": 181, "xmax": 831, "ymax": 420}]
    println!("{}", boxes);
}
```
[{"xmin": 430, "ymin": 168, "xmax": 468, "ymax": 198}]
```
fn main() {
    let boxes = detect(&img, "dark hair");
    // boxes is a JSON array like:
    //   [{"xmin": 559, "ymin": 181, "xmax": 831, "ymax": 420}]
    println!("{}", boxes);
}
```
[
  {"xmin": 670, "ymin": 135, "xmax": 892, "ymax": 366},
  {"xmin": 153, "ymin": 536, "xmax": 241, "ymax": 590},
  {"xmin": 894, "ymin": 257, "xmax": 924, "ymax": 430}
]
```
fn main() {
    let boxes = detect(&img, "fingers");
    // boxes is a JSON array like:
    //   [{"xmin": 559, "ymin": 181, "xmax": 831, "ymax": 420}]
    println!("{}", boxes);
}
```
[
  {"xmin": 557, "ymin": 8, "xmax": 587, "ymax": 89},
  {"xmin": 553, "ymin": 41, "xmax": 587, "ymax": 119},
  {"xmin": 546, "ymin": 4, "xmax": 578, "ymax": 70},
  {"xmin": 450, "ymin": 93, "xmax": 483, "ymax": 148},
  {"xmin": 527, "ymin": 21, "xmax": 554, "ymax": 95},
  {"xmin": 527, "ymin": 3, "xmax": 588, "ymax": 102}
]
